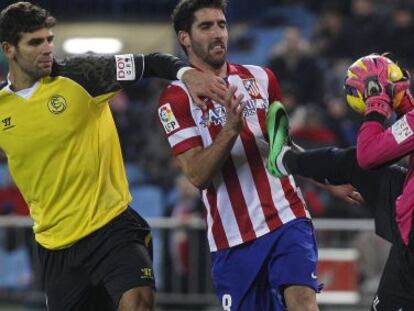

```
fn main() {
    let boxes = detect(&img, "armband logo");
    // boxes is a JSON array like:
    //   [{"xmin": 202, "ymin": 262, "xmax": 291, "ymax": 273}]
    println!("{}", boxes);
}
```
[
  {"xmin": 115, "ymin": 54, "xmax": 136, "ymax": 81},
  {"xmin": 391, "ymin": 115, "xmax": 413, "ymax": 144},
  {"xmin": 159, "ymin": 103, "xmax": 180, "ymax": 134}
]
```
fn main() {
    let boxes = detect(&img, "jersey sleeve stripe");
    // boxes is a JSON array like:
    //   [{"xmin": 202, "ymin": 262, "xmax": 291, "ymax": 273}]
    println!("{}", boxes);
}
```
[
  {"xmin": 171, "ymin": 136, "xmax": 203, "ymax": 156},
  {"xmin": 168, "ymin": 127, "xmax": 200, "ymax": 146}
]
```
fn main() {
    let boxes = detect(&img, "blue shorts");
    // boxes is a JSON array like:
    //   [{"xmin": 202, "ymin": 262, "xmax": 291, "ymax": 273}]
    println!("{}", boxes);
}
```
[{"xmin": 211, "ymin": 218, "xmax": 320, "ymax": 311}]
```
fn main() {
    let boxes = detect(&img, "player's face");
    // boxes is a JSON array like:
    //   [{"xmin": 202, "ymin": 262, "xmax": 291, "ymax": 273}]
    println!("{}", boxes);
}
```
[
  {"xmin": 12, "ymin": 28, "xmax": 54, "ymax": 80},
  {"xmin": 186, "ymin": 8, "xmax": 228, "ymax": 70}
]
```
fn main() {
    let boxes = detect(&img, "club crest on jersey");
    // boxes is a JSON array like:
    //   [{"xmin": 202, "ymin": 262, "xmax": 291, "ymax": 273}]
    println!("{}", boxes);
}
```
[
  {"xmin": 47, "ymin": 95, "xmax": 67, "ymax": 114},
  {"xmin": 242, "ymin": 78, "xmax": 262, "ymax": 98},
  {"xmin": 159, "ymin": 103, "xmax": 180, "ymax": 134}
]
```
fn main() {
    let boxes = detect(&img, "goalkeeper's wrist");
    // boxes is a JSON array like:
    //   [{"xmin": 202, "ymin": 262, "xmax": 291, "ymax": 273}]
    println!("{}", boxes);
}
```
[
  {"xmin": 365, "ymin": 96, "xmax": 392, "ymax": 119},
  {"xmin": 364, "ymin": 112, "xmax": 386, "ymax": 124}
]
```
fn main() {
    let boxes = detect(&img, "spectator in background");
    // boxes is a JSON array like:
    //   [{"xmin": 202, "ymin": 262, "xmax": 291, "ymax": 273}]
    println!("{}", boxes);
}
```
[
  {"xmin": 324, "ymin": 96, "xmax": 359, "ymax": 147},
  {"xmin": 279, "ymin": 84, "xmax": 299, "ymax": 114},
  {"xmin": 345, "ymin": 0, "xmax": 386, "ymax": 58},
  {"xmin": 311, "ymin": 5, "xmax": 351, "ymax": 62},
  {"xmin": 384, "ymin": 2, "xmax": 414, "ymax": 69},
  {"xmin": 0, "ymin": 151, "xmax": 28, "ymax": 216},
  {"xmin": 268, "ymin": 26, "xmax": 324, "ymax": 105},
  {"xmin": 289, "ymin": 104, "xmax": 338, "ymax": 150}
]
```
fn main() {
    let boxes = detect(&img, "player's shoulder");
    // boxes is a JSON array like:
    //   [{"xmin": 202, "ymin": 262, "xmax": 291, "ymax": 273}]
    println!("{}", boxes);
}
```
[
  {"xmin": 244, "ymin": 64, "xmax": 274, "ymax": 77},
  {"xmin": 230, "ymin": 63, "xmax": 273, "ymax": 79},
  {"xmin": 159, "ymin": 81, "xmax": 191, "ymax": 106}
]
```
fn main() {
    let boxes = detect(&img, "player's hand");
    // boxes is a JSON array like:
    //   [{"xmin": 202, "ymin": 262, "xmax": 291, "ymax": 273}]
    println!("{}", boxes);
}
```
[
  {"xmin": 224, "ymin": 85, "xmax": 245, "ymax": 134},
  {"xmin": 392, "ymin": 68, "xmax": 414, "ymax": 117},
  {"xmin": 324, "ymin": 184, "xmax": 364, "ymax": 206},
  {"xmin": 181, "ymin": 69, "xmax": 227, "ymax": 110},
  {"xmin": 345, "ymin": 55, "xmax": 393, "ymax": 118}
]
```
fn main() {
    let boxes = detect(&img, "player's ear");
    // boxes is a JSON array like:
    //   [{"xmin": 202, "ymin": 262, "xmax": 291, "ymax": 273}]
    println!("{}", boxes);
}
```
[
  {"xmin": 1, "ymin": 41, "xmax": 15, "ymax": 60},
  {"xmin": 178, "ymin": 30, "xmax": 190, "ymax": 49}
]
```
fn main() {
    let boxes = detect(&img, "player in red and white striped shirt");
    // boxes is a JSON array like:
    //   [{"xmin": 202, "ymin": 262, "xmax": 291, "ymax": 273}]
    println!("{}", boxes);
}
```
[{"xmin": 159, "ymin": 1, "xmax": 321, "ymax": 310}]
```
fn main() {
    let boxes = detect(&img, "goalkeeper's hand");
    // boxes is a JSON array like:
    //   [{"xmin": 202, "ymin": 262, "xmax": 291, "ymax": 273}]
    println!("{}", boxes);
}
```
[
  {"xmin": 345, "ymin": 55, "xmax": 393, "ymax": 118},
  {"xmin": 392, "ymin": 68, "xmax": 414, "ymax": 117}
]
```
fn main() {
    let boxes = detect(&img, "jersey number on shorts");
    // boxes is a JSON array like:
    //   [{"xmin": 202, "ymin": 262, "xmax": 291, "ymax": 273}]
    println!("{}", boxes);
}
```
[{"xmin": 222, "ymin": 294, "xmax": 232, "ymax": 311}]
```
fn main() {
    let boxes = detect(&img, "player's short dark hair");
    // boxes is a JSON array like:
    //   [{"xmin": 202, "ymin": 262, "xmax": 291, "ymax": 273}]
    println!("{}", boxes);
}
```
[
  {"xmin": 172, "ymin": 0, "xmax": 227, "ymax": 35},
  {"xmin": 0, "ymin": 2, "xmax": 56, "ymax": 45}
]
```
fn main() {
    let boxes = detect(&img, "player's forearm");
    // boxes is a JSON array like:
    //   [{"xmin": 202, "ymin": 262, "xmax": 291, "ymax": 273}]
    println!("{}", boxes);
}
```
[
  {"xmin": 182, "ymin": 126, "xmax": 239, "ymax": 189},
  {"xmin": 357, "ymin": 112, "xmax": 414, "ymax": 169},
  {"xmin": 143, "ymin": 53, "xmax": 187, "ymax": 81}
]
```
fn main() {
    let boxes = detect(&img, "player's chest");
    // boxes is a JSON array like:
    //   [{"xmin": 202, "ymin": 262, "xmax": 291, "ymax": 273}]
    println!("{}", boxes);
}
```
[
  {"xmin": 193, "ymin": 77, "xmax": 269, "ymax": 142},
  {"xmin": 0, "ymin": 90, "xmax": 91, "ymax": 155},
  {"xmin": 197, "ymin": 75, "xmax": 269, "ymax": 126}
]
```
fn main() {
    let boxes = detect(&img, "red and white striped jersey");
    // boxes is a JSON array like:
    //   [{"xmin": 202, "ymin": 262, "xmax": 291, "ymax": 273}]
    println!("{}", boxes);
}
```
[{"xmin": 158, "ymin": 63, "xmax": 310, "ymax": 251}]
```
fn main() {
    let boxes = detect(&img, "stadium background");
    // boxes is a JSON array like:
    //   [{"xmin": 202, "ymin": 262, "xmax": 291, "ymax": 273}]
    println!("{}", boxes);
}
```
[{"xmin": 0, "ymin": 0, "xmax": 412, "ymax": 310}]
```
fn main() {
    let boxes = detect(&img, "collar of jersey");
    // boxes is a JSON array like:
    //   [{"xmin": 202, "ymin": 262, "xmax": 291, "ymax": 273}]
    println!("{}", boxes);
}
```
[{"xmin": 4, "ymin": 75, "xmax": 41, "ymax": 100}]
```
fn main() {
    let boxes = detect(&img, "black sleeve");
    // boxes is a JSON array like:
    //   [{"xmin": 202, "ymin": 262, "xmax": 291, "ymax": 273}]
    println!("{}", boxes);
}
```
[
  {"xmin": 291, "ymin": 147, "xmax": 388, "ymax": 205},
  {"xmin": 290, "ymin": 146, "xmax": 407, "ymax": 242},
  {"xmin": 288, "ymin": 146, "xmax": 403, "ymax": 209},
  {"xmin": 51, "ymin": 53, "xmax": 187, "ymax": 97},
  {"xmin": 142, "ymin": 53, "xmax": 188, "ymax": 80}
]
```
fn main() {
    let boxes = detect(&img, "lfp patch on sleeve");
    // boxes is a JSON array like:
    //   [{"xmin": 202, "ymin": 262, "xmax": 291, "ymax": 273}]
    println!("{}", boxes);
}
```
[
  {"xmin": 392, "ymin": 115, "xmax": 413, "ymax": 144},
  {"xmin": 159, "ymin": 103, "xmax": 180, "ymax": 134},
  {"xmin": 115, "ymin": 54, "xmax": 136, "ymax": 81}
]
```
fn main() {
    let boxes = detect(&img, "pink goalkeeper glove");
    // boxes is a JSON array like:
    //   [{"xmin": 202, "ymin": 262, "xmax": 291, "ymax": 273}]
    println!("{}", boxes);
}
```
[
  {"xmin": 392, "ymin": 69, "xmax": 414, "ymax": 117},
  {"xmin": 345, "ymin": 55, "xmax": 393, "ymax": 118}
]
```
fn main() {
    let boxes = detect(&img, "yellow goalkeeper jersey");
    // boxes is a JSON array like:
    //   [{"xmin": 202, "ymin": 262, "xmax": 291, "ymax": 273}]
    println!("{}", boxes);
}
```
[{"xmin": 0, "ymin": 54, "xmax": 149, "ymax": 249}]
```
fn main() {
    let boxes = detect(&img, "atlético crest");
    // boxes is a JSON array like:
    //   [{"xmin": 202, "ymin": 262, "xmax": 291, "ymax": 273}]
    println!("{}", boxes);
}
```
[{"xmin": 242, "ymin": 78, "xmax": 262, "ymax": 98}]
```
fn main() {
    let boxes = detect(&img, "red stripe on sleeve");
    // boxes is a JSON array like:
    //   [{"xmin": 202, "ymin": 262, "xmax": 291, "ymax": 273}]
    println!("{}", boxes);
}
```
[{"xmin": 172, "ymin": 136, "xmax": 203, "ymax": 156}]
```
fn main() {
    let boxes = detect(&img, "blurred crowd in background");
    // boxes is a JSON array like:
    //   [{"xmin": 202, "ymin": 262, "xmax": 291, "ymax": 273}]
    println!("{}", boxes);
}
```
[{"xmin": 0, "ymin": 0, "xmax": 411, "ymax": 300}]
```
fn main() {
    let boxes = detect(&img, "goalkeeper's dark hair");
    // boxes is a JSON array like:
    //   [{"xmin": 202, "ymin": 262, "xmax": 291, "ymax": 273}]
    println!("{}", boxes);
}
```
[
  {"xmin": 0, "ymin": 2, "xmax": 56, "ymax": 46},
  {"xmin": 172, "ymin": 0, "xmax": 227, "ymax": 53}
]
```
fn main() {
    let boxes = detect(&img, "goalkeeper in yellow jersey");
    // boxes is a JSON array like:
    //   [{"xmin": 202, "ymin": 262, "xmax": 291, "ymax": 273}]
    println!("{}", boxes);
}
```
[{"xmin": 0, "ymin": 2, "xmax": 227, "ymax": 310}]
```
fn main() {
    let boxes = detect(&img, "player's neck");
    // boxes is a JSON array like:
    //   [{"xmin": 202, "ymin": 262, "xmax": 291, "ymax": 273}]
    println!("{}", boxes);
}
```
[
  {"xmin": 8, "ymin": 67, "xmax": 39, "ymax": 92},
  {"xmin": 190, "ymin": 59, "xmax": 227, "ymax": 78}
]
